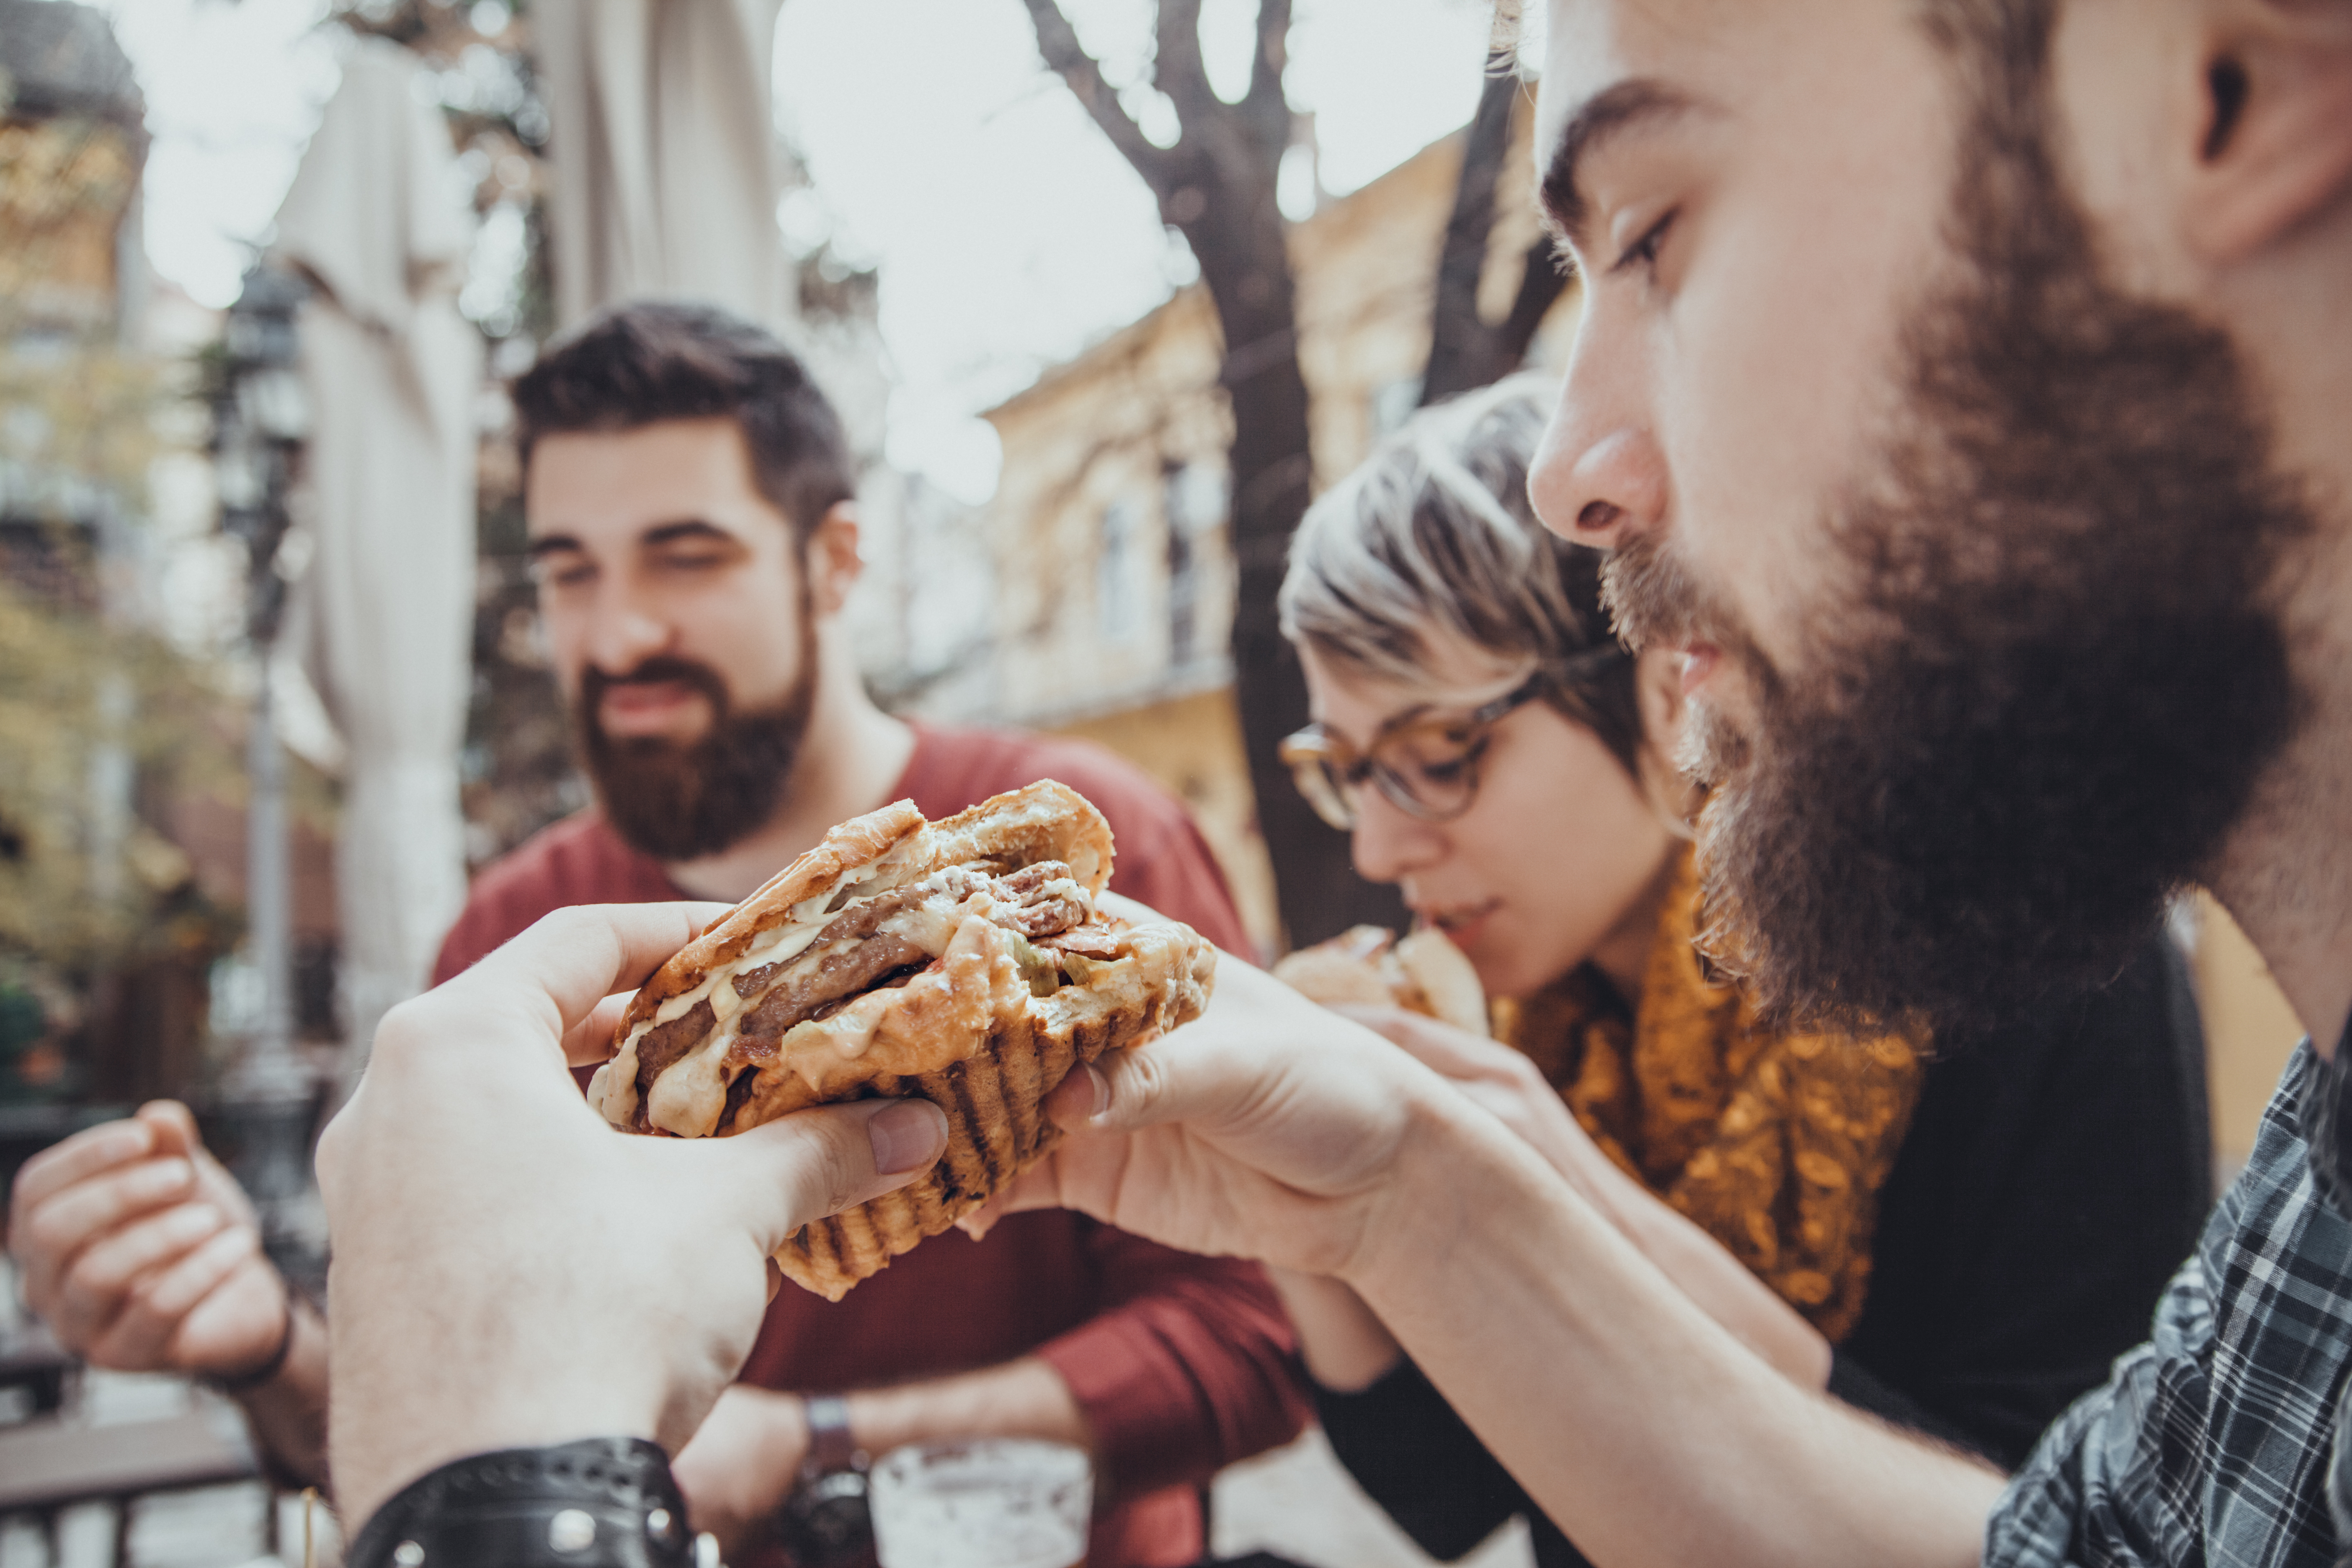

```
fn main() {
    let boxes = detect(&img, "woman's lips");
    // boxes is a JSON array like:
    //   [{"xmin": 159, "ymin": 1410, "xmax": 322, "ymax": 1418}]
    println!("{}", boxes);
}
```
[
  {"xmin": 1416, "ymin": 899, "xmax": 1502, "ymax": 948},
  {"xmin": 1678, "ymin": 641, "xmax": 1722, "ymax": 696}
]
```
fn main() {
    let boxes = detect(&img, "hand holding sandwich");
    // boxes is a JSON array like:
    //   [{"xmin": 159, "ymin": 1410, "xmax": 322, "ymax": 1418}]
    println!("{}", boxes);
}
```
[{"xmin": 315, "ymin": 901, "xmax": 949, "ymax": 1531}]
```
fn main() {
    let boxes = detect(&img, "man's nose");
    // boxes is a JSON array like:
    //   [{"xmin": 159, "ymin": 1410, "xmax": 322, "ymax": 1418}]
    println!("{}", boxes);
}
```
[
  {"xmin": 1528, "ymin": 346, "xmax": 1668, "ymax": 552},
  {"xmin": 580, "ymin": 590, "xmax": 673, "ymax": 678},
  {"xmin": 1349, "ymin": 788, "xmax": 1444, "ymax": 887}
]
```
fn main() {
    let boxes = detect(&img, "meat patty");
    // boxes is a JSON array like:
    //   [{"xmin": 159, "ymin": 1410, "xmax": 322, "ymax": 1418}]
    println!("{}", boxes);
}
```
[
  {"xmin": 633, "ymin": 999, "xmax": 715, "ymax": 1101},
  {"xmin": 735, "ymin": 932, "xmax": 932, "ymax": 1047}
]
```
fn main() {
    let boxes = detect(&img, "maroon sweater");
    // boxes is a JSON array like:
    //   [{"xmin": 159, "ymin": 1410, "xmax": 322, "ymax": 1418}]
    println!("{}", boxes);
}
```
[{"xmin": 431, "ymin": 722, "xmax": 1306, "ymax": 1566}]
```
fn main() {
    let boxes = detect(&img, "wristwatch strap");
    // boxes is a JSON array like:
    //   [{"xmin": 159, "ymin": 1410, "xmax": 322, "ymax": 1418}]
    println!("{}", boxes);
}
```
[
  {"xmin": 802, "ymin": 1395, "xmax": 863, "ymax": 1477},
  {"xmin": 348, "ymin": 1437, "xmax": 691, "ymax": 1568},
  {"xmin": 205, "ymin": 1284, "xmax": 298, "ymax": 1394}
]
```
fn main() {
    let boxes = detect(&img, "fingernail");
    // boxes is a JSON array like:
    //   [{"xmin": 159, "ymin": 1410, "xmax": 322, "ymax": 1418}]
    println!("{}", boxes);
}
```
[
  {"xmin": 1083, "ymin": 1064, "xmax": 1111, "ymax": 1119},
  {"xmin": 868, "ymin": 1099, "xmax": 947, "ymax": 1174}
]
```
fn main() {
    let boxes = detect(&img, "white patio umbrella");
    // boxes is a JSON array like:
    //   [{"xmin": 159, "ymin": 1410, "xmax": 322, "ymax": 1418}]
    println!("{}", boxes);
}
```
[
  {"xmin": 536, "ymin": 0, "xmax": 793, "ymax": 328},
  {"xmin": 271, "ymin": 37, "xmax": 480, "ymax": 1066}
]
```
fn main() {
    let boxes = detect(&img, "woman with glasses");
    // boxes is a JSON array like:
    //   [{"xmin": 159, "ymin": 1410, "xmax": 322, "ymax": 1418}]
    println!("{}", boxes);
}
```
[{"xmin": 1269, "ymin": 377, "xmax": 2212, "ymax": 1568}]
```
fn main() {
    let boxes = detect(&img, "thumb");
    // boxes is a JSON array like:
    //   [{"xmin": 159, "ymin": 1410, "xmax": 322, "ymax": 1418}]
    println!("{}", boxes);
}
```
[
  {"xmin": 712, "ymin": 1098, "xmax": 949, "ymax": 1254},
  {"xmin": 138, "ymin": 1100, "xmax": 202, "ymax": 1161}
]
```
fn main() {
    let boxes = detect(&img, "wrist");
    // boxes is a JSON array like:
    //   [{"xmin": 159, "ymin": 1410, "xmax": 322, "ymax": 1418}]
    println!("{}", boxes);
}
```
[
  {"xmin": 207, "ymin": 1282, "xmax": 299, "ymax": 1394},
  {"xmin": 348, "ymin": 1437, "xmax": 690, "ymax": 1568},
  {"xmin": 741, "ymin": 1388, "xmax": 815, "ymax": 1481},
  {"xmin": 1338, "ymin": 1077, "xmax": 1495, "ymax": 1295},
  {"xmin": 799, "ymin": 1394, "xmax": 862, "ymax": 1476}
]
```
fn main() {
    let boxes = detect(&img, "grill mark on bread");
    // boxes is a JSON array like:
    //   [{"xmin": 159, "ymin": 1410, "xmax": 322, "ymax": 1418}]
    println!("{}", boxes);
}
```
[{"xmin": 946, "ymin": 1060, "xmax": 1004, "ymax": 1194}]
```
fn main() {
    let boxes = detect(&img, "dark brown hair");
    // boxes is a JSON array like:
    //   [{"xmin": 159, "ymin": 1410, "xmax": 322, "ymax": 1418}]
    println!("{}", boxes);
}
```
[{"xmin": 513, "ymin": 301, "xmax": 856, "ymax": 548}]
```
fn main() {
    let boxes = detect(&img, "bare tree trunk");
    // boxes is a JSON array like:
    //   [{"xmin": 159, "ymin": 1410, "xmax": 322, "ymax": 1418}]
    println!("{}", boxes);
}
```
[
  {"xmin": 1419, "ymin": 70, "xmax": 1567, "ymax": 407},
  {"xmin": 1021, "ymin": 0, "xmax": 1403, "ymax": 950}
]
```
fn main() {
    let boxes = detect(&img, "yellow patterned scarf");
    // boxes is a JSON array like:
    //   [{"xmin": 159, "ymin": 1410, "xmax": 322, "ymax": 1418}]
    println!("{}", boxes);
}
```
[{"xmin": 1492, "ymin": 846, "xmax": 1924, "ymax": 1343}]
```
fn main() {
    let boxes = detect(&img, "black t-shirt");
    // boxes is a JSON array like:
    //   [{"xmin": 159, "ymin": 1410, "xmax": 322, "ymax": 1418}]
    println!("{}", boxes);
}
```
[{"xmin": 1314, "ymin": 933, "xmax": 2214, "ymax": 1568}]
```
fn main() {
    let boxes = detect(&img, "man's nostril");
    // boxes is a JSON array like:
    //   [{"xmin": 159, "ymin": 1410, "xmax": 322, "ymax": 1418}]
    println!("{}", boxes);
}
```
[{"xmin": 1578, "ymin": 500, "xmax": 1622, "ymax": 534}]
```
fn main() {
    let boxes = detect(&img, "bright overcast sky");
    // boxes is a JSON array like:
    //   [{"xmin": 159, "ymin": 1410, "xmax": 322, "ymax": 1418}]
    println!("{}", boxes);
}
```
[{"xmin": 85, "ymin": 0, "xmax": 1496, "ymax": 501}]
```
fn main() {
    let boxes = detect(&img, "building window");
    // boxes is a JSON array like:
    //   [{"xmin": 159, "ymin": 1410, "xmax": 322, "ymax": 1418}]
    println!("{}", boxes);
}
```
[
  {"xmin": 1163, "ymin": 463, "xmax": 1227, "ymax": 666},
  {"xmin": 1099, "ymin": 499, "xmax": 1142, "ymax": 642}
]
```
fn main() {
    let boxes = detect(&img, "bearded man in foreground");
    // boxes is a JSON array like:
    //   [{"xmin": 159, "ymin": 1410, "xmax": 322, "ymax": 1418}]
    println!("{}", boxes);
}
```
[{"xmin": 964, "ymin": 2, "xmax": 2352, "ymax": 1565}]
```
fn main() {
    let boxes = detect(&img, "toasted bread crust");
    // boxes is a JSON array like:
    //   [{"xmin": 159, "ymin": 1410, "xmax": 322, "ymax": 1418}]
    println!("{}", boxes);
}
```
[{"xmin": 774, "ymin": 920, "xmax": 1215, "ymax": 1300}]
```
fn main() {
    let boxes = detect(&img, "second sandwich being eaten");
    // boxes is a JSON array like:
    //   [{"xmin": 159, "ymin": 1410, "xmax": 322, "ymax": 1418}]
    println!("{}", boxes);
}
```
[{"xmin": 592, "ymin": 779, "xmax": 1215, "ymax": 1299}]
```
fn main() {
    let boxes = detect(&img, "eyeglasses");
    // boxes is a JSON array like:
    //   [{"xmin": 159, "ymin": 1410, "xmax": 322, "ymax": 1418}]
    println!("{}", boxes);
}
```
[{"xmin": 1279, "ymin": 647, "xmax": 1627, "ymax": 832}]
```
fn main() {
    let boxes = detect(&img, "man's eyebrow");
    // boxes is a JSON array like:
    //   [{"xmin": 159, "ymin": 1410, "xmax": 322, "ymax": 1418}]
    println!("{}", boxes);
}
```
[
  {"xmin": 525, "ymin": 533, "xmax": 582, "ymax": 560},
  {"xmin": 1540, "ymin": 78, "xmax": 1704, "ymax": 249}
]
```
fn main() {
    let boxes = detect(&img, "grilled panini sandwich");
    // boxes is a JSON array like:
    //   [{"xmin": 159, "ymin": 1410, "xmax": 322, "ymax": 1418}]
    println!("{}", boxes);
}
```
[{"xmin": 592, "ymin": 780, "xmax": 1215, "ymax": 1299}]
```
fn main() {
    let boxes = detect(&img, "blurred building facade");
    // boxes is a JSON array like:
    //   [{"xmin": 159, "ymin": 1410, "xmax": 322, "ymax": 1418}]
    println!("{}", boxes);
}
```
[
  {"xmin": 902, "ymin": 110, "xmax": 1578, "ymax": 954},
  {"xmin": 0, "ymin": 0, "xmax": 267, "ymax": 1122}
]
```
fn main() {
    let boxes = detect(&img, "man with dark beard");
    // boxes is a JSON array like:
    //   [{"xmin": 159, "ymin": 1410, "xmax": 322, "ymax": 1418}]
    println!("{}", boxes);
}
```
[
  {"xmin": 6, "ymin": 302, "xmax": 1307, "ymax": 1568},
  {"xmin": 937, "ymin": 2, "xmax": 2352, "ymax": 1567},
  {"xmin": 438, "ymin": 304, "xmax": 1307, "ymax": 1568}
]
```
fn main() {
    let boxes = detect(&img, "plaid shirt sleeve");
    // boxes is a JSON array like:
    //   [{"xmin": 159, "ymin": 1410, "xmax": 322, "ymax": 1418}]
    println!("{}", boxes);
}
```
[{"xmin": 1983, "ymin": 1042, "xmax": 2352, "ymax": 1568}]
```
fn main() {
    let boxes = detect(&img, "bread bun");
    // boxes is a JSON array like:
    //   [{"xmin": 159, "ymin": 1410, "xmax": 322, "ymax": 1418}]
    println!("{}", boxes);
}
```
[{"xmin": 1271, "ymin": 924, "xmax": 1488, "ymax": 1037}]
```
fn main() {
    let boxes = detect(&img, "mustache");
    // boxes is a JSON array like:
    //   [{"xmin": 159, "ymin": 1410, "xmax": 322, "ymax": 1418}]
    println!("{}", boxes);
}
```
[
  {"xmin": 1599, "ymin": 528, "xmax": 1710, "ymax": 654},
  {"xmin": 580, "ymin": 656, "xmax": 731, "ymax": 724}
]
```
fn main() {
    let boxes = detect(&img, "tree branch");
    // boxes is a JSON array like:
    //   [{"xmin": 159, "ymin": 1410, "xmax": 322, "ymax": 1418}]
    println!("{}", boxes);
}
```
[
  {"xmin": 1420, "ymin": 69, "xmax": 1519, "ymax": 405},
  {"xmin": 1246, "ymin": 0, "xmax": 1292, "ymax": 119},
  {"xmin": 1494, "ymin": 232, "xmax": 1571, "ymax": 367},
  {"xmin": 1018, "ymin": 0, "xmax": 1175, "ymax": 190},
  {"xmin": 1154, "ymin": 0, "xmax": 1207, "ymax": 109}
]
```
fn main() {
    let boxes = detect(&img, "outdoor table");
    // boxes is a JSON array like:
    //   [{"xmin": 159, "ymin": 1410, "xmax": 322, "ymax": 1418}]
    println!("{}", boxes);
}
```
[
  {"xmin": 0, "ymin": 1405, "xmax": 265, "ymax": 1568},
  {"xmin": 0, "ymin": 1322, "xmax": 74, "ymax": 1417}
]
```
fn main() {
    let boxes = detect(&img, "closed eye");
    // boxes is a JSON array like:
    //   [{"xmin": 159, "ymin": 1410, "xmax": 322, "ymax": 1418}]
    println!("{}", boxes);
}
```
[
  {"xmin": 1610, "ymin": 208, "xmax": 1678, "ymax": 277},
  {"xmin": 652, "ymin": 552, "xmax": 730, "ymax": 570}
]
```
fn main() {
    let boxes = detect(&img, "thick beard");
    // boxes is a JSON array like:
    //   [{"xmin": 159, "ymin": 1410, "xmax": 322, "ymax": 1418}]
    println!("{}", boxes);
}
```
[
  {"xmin": 580, "ymin": 623, "xmax": 820, "ymax": 863},
  {"xmin": 1602, "ymin": 49, "xmax": 2308, "ymax": 1038}
]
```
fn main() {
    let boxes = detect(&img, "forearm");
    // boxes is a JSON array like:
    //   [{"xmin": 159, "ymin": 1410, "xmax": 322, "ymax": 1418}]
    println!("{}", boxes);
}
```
[
  {"xmin": 845, "ymin": 1357, "xmax": 1090, "ymax": 1460},
  {"xmin": 232, "ymin": 1296, "xmax": 333, "ymax": 1489},
  {"xmin": 1349, "ymin": 1091, "xmax": 2002, "ymax": 1568},
  {"xmin": 1269, "ymin": 1268, "xmax": 1401, "ymax": 1393},
  {"xmin": 1519, "ymin": 1088, "xmax": 1832, "ymax": 1388},
  {"xmin": 1614, "ymin": 1185, "xmax": 1832, "ymax": 1388}
]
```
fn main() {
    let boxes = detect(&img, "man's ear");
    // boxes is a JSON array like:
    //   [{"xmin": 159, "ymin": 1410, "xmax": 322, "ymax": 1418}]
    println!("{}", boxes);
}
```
[
  {"xmin": 1633, "ymin": 646, "xmax": 1685, "ymax": 754},
  {"xmin": 2182, "ymin": 6, "xmax": 2352, "ymax": 264},
  {"xmin": 804, "ymin": 501, "xmax": 863, "ymax": 619},
  {"xmin": 1630, "ymin": 647, "xmax": 1700, "ymax": 835}
]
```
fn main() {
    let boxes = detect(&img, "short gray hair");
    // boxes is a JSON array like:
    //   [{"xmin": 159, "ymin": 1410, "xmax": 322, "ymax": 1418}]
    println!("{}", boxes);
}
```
[{"xmin": 1278, "ymin": 374, "xmax": 1644, "ymax": 773}]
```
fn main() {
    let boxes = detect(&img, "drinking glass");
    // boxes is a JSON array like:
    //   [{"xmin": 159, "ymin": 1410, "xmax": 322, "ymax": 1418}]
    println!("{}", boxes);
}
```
[{"xmin": 867, "ymin": 1437, "xmax": 1091, "ymax": 1568}]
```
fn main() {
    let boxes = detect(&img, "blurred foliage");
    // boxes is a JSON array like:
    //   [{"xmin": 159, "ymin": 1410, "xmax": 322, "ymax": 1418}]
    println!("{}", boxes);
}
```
[
  {"xmin": 0, "ymin": 114, "xmax": 138, "ymax": 321},
  {"xmin": 0, "ymin": 578, "xmax": 241, "ymax": 973}
]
